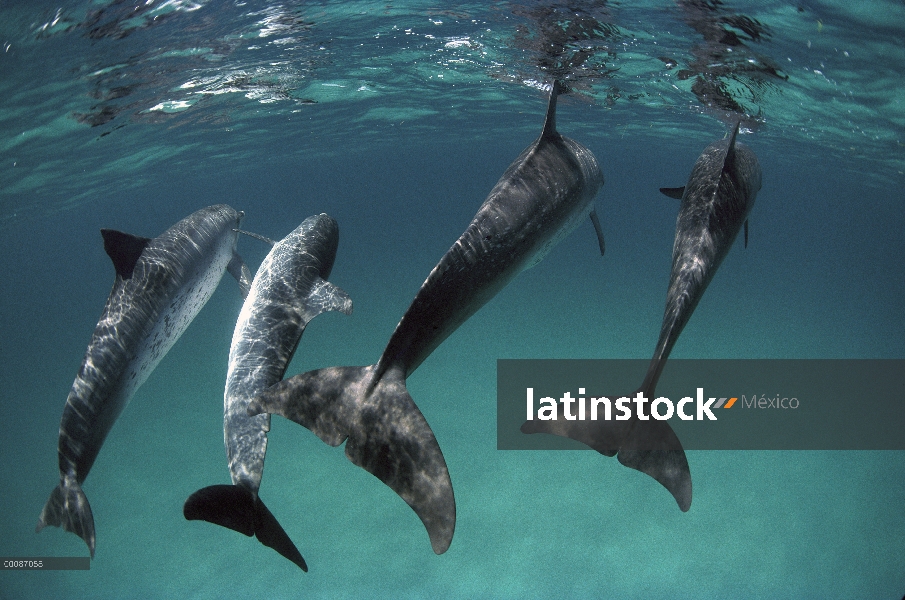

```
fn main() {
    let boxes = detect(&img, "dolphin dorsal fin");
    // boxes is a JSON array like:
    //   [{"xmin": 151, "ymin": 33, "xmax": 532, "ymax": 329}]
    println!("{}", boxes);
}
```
[
  {"xmin": 541, "ymin": 80, "xmax": 561, "ymax": 139},
  {"xmin": 723, "ymin": 120, "xmax": 741, "ymax": 174},
  {"xmin": 101, "ymin": 229, "xmax": 151, "ymax": 280}
]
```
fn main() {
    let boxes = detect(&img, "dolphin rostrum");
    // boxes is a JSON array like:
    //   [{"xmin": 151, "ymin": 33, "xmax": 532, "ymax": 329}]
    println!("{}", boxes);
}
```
[
  {"xmin": 246, "ymin": 81, "xmax": 605, "ymax": 555},
  {"xmin": 183, "ymin": 214, "xmax": 353, "ymax": 572},
  {"xmin": 522, "ymin": 121, "xmax": 761, "ymax": 512},
  {"xmin": 37, "ymin": 204, "xmax": 253, "ymax": 558}
]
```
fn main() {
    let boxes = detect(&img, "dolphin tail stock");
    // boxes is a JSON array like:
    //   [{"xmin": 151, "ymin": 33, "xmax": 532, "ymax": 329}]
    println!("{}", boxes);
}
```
[
  {"xmin": 36, "ymin": 478, "xmax": 97, "ymax": 558},
  {"xmin": 520, "ymin": 393, "xmax": 692, "ymax": 512},
  {"xmin": 183, "ymin": 484, "xmax": 308, "ymax": 572},
  {"xmin": 247, "ymin": 365, "xmax": 456, "ymax": 555}
]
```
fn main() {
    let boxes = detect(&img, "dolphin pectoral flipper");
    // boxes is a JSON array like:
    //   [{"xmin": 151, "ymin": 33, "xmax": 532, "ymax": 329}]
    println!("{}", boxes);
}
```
[
  {"xmin": 309, "ymin": 278, "xmax": 354, "ymax": 316},
  {"xmin": 184, "ymin": 485, "xmax": 308, "ymax": 572},
  {"xmin": 659, "ymin": 187, "xmax": 685, "ymax": 200},
  {"xmin": 521, "ymin": 411, "xmax": 691, "ymax": 512},
  {"xmin": 234, "ymin": 228, "xmax": 277, "ymax": 247},
  {"xmin": 589, "ymin": 208, "xmax": 605, "ymax": 256},
  {"xmin": 227, "ymin": 251, "xmax": 253, "ymax": 299},
  {"xmin": 36, "ymin": 479, "xmax": 96, "ymax": 558},
  {"xmin": 248, "ymin": 365, "xmax": 456, "ymax": 555}
]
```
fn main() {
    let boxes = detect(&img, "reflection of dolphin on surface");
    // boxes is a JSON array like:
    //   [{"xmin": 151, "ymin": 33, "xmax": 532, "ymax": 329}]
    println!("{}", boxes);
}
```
[
  {"xmin": 523, "ymin": 122, "xmax": 761, "ymax": 513},
  {"xmin": 184, "ymin": 214, "xmax": 352, "ymax": 573},
  {"xmin": 37, "ymin": 205, "xmax": 252, "ymax": 557},
  {"xmin": 248, "ymin": 80, "xmax": 605, "ymax": 555}
]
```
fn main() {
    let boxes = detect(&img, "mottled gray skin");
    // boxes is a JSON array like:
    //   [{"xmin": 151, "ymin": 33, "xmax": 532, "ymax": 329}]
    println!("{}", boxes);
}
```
[
  {"xmin": 249, "ymin": 81, "xmax": 604, "ymax": 556},
  {"xmin": 225, "ymin": 214, "xmax": 352, "ymax": 495},
  {"xmin": 37, "ymin": 204, "xmax": 251, "ymax": 557},
  {"xmin": 522, "ymin": 123, "xmax": 760, "ymax": 514}
]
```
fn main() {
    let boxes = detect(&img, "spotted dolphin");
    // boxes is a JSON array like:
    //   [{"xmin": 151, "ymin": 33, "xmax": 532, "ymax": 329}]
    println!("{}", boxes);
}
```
[
  {"xmin": 37, "ymin": 204, "xmax": 253, "ymax": 558},
  {"xmin": 644, "ymin": 121, "xmax": 761, "ymax": 397},
  {"xmin": 183, "ymin": 214, "xmax": 352, "ymax": 572},
  {"xmin": 522, "ymin": 122, "xmax": 761, "ymax": 512},
  {"xmin": 247, "ymin": 80, "xmax": 605, "ymax": 555}
]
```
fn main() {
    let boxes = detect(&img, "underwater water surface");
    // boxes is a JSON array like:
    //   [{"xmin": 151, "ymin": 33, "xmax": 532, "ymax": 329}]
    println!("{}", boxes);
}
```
[{"xmin": 1, "ymin": 0, "xmax": 903, "ymax": 598}]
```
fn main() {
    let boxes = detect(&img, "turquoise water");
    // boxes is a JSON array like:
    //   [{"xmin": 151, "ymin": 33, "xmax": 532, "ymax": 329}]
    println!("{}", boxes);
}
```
[{"xmin": 1, "ymin": 0, "xmax": 903, "ymax": 597}]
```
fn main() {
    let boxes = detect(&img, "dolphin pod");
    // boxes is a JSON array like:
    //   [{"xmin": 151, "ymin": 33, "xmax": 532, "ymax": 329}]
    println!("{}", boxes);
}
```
[
  {"xmin": 39, "ymin": 84, "xmax": 761, "ymax": 566},
  {"xmin": 521, "ymin": 121, "xmax": 761, "ymax": 512},
  {"xmin": 37, "ymin": 204, "xmax": 252, "ymax": 557},
  {"xmin": 183, "ymin": 214, "xmax": 353, "ymax": 572},
  {"xmin": 246, "ymin": 80, "xmax": 605, "ymax": 555}
]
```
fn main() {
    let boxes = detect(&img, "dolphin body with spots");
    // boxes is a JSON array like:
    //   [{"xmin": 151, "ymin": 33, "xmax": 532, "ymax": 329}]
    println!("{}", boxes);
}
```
[
  {"xmin": 522, "ymin": 122, "xmax": 761, "ymax": 513},
  {"xmin": 247, "ymin": 81, "xmax": 605, "ymax": 555},
  {"xmin": 184, "ymin": 214, "xmax": 353, "ymax": 572},
  {"xmin": 37, "ymin": 204, "xmax": 253, "ymax": 558}
]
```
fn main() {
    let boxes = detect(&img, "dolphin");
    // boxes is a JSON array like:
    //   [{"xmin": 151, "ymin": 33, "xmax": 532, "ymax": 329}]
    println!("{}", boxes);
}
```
[
  {"xmin": 246, "ymin": 80, "xmax": 605, "ymax": 555},
  {"xmin": 521, "ymin": 121, "xmax": 761, "ymax": 512},
  {"xmin": 183, "ymin": 214, "xmax": 353, "ymax": 572},
  {"xmin": 645, "ymin": 121, "xmax": 761, "ymax": 395},
  {"xmin": 37, "ymin": 204, "xmax": 253, "ymax": 558}
]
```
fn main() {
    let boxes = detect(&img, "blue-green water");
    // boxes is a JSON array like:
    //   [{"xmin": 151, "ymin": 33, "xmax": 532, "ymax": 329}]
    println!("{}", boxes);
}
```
[{"xmin": 1, "ymin": 1, "xmax": 903, "ymax": 597}]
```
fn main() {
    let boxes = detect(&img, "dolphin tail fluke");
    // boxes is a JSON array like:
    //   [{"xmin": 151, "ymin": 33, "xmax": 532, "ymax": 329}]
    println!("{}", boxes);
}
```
[
  {"xmin": 247, "ymin": 365, "xmax": 455, "ymax": 554},
  {"xmin": 184, "ymin": 484, "xmax": 308, "ymax": 572},
  {"xmin": 521, "ymin": 409, "xmax": 692, "ymax": 512},
  {"xmin": 36, "ymin": 479, "xmax": 96, "ymax": 558}
]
